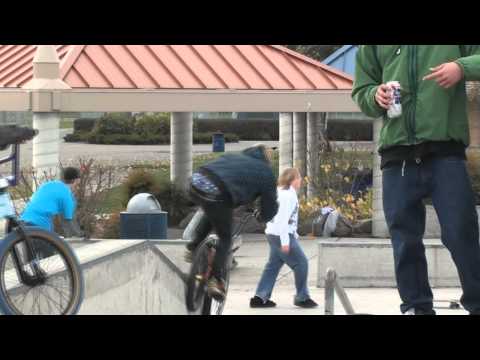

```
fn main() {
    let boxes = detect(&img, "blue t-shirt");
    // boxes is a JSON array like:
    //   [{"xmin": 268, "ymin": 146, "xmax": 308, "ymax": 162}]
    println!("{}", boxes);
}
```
[{"xmin": 20, "ymin": 180, "xmax": 76, "ymax": 231}]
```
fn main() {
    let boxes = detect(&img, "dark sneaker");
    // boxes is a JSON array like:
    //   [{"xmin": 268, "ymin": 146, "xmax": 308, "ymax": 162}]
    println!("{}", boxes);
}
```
[
  {"xmin": 294, "ymin": 298, "xmax": 318, "ymax": 308},
  {"xmin": 250, "ymin": 296, "xmax": 277, "ymax": 308},
  {"xmin": 207, "ymin": 277, "xmax": 226, "ymax": 301},
  {"xmin": 403, "ymin": 308, "xmax": 436, "ymax": 315}
]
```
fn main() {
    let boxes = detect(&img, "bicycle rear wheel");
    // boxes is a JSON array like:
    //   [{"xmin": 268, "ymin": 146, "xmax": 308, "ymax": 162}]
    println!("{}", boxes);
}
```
[
  {"xmin": 185, "ymin": 240, "xmax": 212, "ymax": 313},
  {"xmin": 0, "ymin": 227, "xmax": 84, "ymax": 315}
]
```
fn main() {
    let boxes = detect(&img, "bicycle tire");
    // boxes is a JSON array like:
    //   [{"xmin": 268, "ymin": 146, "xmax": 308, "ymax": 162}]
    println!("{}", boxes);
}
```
[
  {"xmin": 185, "ymin": 239, "xmax": 211, "ymax": 313},
  {"xmin": 201, "ymin": 253, "xmax": 231, "ymax": 315},
  {"xmin": 0, "ymin": 227, "xmax": 84, "ymax": 315}
]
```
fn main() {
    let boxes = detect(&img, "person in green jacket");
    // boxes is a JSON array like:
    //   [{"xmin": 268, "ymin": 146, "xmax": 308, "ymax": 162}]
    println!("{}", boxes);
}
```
[{"xmin": 352, "ymin": 45, "xmax": 480, "ymax": 315}]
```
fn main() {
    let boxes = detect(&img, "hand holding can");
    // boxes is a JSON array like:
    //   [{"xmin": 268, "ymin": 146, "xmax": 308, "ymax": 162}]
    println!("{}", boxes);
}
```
[{"xmin": 386, "ymin": 81, "xmax": 402, "ymax": 118}]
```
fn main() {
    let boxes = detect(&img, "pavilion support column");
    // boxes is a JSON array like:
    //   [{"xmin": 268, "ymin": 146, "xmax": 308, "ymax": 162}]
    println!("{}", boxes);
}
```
[
  {"xmin": 307, "ymin": 112, "xmax": 322, "ymax": 198},
  {"xmin": 279, "ymin": 112, "xmax": 293, "ymax": 174},
  {"xmin": 293, "ymin": 112, "xmax": 307, "ymax": 196},
  {"xmin": 22, "ymin": 45, "xmax": 70, "ymax": 182},
  {"xmin": 372, "ymin": 118, "xmax": 389, "ymax": 238},
  {"xmin": 32, "ymin": 113, "xmax": 60, "ymax": 177},
  {"xmin": 171, "ymin": 112, "xmax": 193, "ymax": 192}
]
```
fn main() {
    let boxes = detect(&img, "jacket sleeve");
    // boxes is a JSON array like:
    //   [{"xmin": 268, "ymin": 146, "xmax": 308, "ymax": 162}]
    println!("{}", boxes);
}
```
[
  {"xmin": 456, "ymin": 45, "xmax": 480, "ymax": 81},
  {"xmin": 259, "ymin": 175, "xmax": 278, "ymax": 223},
  {"xmin": 351, "ymin": 45, "xmax": 385, "ymax": 118}
]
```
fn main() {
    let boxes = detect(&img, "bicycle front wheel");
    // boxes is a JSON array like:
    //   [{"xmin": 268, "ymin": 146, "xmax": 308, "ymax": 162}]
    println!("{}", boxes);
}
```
[
  {"xmin": 0, "ymin": 227, "xmax": 84, "ymax": 315},
  {"xmin": 201, "ymin": 253, "xmax": 232, "ymax": 315}
]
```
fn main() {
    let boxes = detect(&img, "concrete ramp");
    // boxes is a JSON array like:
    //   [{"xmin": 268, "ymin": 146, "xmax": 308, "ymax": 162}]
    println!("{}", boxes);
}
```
[
  {"xmin": 2, "ymin": 239, "xmax": 198, "ymax": 315},
  {"xmin": 76, "ymin": 240, "xmax": 196, "ymax": 315}
]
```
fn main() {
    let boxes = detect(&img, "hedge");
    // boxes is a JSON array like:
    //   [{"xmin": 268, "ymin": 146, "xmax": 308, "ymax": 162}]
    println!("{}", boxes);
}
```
[
  {"xmin": 65, "ymin": 132, "xmax": 239, "ymax": 145},
  {"xmin": 195, "ymin": 119, "xmax": 278, "ymax": 141}
]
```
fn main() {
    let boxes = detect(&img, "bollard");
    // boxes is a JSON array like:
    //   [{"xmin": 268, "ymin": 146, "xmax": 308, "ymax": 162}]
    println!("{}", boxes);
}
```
[
  {"xmin": 324, "ymin": 268, "xmax": 356, "ymax": 315},
  {"xmin": 324, "ymin": 268, "xmax": 336, "ymax": 315}
]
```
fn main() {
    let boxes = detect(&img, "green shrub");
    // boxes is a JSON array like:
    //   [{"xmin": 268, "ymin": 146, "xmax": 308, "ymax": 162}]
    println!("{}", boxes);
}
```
[
  {"xmin": 135, "ymin": 113, "xmax": 170, "ymax": 136},
  {"xmin": 122, "ymin": 168, "xmax": 191, "ymax": 226},
  {"xmin": 92, "ymin": 112, "xmax": 135, "ymax": 136},
  {"xmin": 73, "ymin": 118, "xmax": 99, "ymax": 133},
  {"xmin": 64, "ymin": 131, "xmax": 90, "ymax": 143},
  {"xmin": 85, "ymin": 132, "xmax": 238, "ymax": 145},
  {"xmin": 194, "ymin": 119, "xmax": 279, "ymax": 141}
]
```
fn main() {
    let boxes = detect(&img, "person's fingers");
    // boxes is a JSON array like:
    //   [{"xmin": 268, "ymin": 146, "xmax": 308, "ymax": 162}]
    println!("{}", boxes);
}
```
[
  {"xmin": 430, "ymin": 64, "xmax": 445, "ymax": 72},
  {"xmin": 423, "ymin": 70, "xmax": 443, "ymax": 81},
  {"xmin": 438, "ymin": 79, "xmax": 451, "ymax": 88},
  {"xmin": 375, "ymin": 93, "xmax": 390, "ymax": 107}
]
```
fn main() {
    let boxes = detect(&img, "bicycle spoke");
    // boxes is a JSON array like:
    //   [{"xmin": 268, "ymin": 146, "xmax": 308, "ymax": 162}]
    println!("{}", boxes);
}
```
[{"xmin": 38, "ymin": 286, "xmax": 65, "ymax": 314}]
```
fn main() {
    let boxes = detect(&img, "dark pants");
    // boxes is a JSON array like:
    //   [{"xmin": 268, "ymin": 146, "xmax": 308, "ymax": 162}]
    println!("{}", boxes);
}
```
[
  {"xmin": 383, "ymin": 156, "xmax": 480, "ymax": 314},
  {"xmin": 186, "ymin": 191, "xmax": 233, "ymax": 280}
]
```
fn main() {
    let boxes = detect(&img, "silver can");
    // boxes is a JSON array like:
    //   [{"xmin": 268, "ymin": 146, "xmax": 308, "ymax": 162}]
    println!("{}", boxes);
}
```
[{"xmin": 386, "ymin": 81, "xmax": 402, "ymax": 118}]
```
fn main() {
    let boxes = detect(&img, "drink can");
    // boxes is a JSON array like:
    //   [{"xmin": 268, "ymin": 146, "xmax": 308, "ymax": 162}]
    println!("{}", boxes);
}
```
[{"xmin": 386, "ymin": 81, "xmax": 402, "ymax": 118}]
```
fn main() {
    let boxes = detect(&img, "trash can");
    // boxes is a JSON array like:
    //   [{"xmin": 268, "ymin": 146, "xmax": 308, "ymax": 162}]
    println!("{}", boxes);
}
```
[
  {"xmin": 120, "ymin": 193, "xmax": 168, "ymax": 240},
  {"xmin": 212, "ymin": 132, "xmax": 225, "ymax": 152}
]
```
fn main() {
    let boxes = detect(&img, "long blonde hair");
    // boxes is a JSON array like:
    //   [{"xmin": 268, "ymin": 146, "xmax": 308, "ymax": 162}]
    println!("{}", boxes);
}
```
[{"xmin": 278, "ymin": 168, "xmax": 301, "ymax": 190}]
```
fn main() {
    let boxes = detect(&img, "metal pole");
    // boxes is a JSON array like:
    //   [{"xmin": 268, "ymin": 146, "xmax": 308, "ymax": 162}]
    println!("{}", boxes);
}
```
[
  {"xmin": 324, "ymin": 268, "xmax": 336, "ymax": 315},
  {"xmin": 334, "ymin": 279, "xmax": 356, "ymax": 315}
]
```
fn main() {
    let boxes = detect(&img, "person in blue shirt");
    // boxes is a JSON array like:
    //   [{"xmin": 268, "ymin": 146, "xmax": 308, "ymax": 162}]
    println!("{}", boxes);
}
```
[{"xmin": 20, "ymin": 167, "xmax": 83, "ymax": 238}]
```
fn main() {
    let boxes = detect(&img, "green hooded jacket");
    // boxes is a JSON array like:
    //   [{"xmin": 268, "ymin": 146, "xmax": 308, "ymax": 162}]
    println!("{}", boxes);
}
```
[{"xmin": 351, "ymin": 45, "xmax": 480, "ymax": 152}]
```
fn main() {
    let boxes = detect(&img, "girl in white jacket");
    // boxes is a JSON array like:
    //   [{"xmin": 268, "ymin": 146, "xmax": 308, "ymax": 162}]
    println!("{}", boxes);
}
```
[{"xmin": 250, "ymin": 168, "xmax": 318, "ymax": 309}]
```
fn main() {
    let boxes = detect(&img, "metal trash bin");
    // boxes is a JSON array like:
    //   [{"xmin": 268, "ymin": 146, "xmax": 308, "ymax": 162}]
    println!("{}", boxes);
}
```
[
  {"xmin": 212, "ymin": 132, "xmax": 225, "ymax": 152},
  {"xmin": 120, "ymin": 193, "xmax": 168, "ymax": 240}
]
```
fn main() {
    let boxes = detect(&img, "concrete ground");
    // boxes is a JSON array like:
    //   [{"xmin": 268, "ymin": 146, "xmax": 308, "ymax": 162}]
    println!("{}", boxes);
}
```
[{"xmin": 221, "ymin": 235, "xmax": 467, "ymax": 315}]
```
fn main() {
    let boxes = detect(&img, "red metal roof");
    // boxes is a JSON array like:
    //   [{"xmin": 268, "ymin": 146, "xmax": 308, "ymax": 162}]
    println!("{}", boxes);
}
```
[{"xmin": 0, "ymin": 45, "xmax": 352, "ymax": 90}]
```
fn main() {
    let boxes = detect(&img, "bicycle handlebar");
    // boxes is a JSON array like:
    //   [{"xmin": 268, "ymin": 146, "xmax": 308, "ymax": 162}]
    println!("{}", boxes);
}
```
[{"xmin": 0, "ymin": 144, "xmax": 20, "ymax": 186}]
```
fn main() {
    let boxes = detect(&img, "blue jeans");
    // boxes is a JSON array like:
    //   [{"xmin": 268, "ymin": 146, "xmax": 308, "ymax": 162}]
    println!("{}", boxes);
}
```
[
  {"xmin": 383, "ymin": 156, "xmax": 480, "ymax": 314},
  {"xmin": 255, "ymin": 233, "xmax": 310, "ymax": 302}
]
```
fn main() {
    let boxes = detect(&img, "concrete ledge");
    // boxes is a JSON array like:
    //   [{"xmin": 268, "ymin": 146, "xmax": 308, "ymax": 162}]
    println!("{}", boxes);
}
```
[{"xmin": 317, "ymin": 238, "xmax": 460, "ymax": 288}]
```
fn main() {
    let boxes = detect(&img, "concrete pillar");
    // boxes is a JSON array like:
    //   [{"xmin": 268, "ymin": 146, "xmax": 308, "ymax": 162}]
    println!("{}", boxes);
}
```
[
  {"xmin": 306, "ymin": 112, "xmax": 321, "ymax": 198},
  {"xmin": 467, "ymin": 82, "xmax": 480, "ymax": 149},
  {"xmin": 372, "ymin": 118, "xmax": 389, "ymax": 238},
  {"xmin": 170, "ymin": 112, "xmax": 193, "ymax": 191},
  {"xmin": 293, "ymin": 112, "xmax": 307, "ymax": 177},
  {"xmin": 279, "ymin": 112, "xmax": 293, "ymax": 174},
  {"xmin": 22, "ymin": 45, "xmax": 70, "ymax": 179},
  {"xmin": 32, "ymin": 113, "xmax": 61, "ymax": 176}
]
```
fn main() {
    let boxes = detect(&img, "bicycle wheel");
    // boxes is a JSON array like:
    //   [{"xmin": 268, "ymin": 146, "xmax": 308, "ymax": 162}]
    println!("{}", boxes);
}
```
[
  {"xmin": 201, "ymin": 253, "xmax": 231, "ymax": 315},
  {"xmin": 185, "ymin": 239, "xmax": 212, "ymax": 312},
  {"xmin": 0, "ymin": 227, "xmax": 84, "ymax": 315}
]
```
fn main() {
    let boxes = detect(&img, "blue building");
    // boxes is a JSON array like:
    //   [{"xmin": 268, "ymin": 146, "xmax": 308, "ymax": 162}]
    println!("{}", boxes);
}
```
[
  {"xmin": 323, "ymin": 45, "xmax": 373, "ymax": 132},
  {"xmin": 323, "ymin": 45, "xmax": 358, "ymax": 77}
]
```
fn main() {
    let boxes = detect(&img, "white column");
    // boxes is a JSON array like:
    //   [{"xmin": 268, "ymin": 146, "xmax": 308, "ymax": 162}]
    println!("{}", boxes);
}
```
[
  {"xmin": 22, "ymin": 45, "xmax": 70, "ymax": 181},
  {"xmin": 293, "ymin": 112, "xmax": 307, "ymax": 176},
  {"xmin": 171, "ymin": 112, "xmax": 193, "ymax": 191},
  {"xmin": 372, "ymin": 118, "xmax": 389, "ymax": 238},
  {"xmin": 307, "ymin": 112, "xmax": 321, "ymax": 198},
  {"xmin": 279, "ymin": 112, "xmax": 293, "ymax": 174},
  {"xmin": 32, "ymin": 113, "xmax": 61, "ymax": 177}
]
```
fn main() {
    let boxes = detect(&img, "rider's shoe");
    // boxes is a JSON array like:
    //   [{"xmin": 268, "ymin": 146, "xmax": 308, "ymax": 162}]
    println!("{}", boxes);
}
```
[
  {"xmin": 184, "ymin": 249, "xmax": 194, "ymax": 263},
  {"xmin": 207, "ymin": 277, "xmax": 226, "ymax": 301},
  {"xmin": 402, "ymin": 308, "xmax": 436, "ymax": 315}
]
